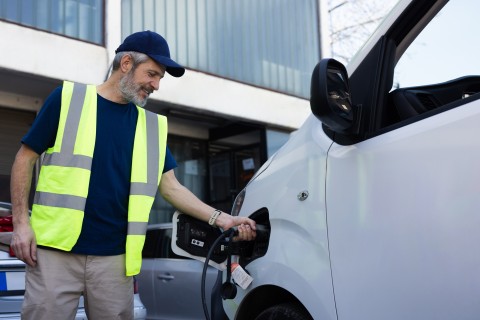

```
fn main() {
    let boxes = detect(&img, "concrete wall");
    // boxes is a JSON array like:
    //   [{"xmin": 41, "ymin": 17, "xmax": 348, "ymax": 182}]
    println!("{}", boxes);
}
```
[{"xmin": 0, "ymin": 1, "xmax": 310, "ymax": 130}]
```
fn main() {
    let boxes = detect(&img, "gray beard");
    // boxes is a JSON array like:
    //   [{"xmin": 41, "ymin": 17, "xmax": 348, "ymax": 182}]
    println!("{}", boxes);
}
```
[{"xmin": 119, "ymin": 71, "xmax": 148, "ymax": 107}]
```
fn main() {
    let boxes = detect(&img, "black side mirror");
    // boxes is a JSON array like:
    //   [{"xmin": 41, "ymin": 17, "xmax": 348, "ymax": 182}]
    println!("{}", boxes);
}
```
[{"xmin": 310, "ymin": 58, "xmax": 360, "ymax": 134}]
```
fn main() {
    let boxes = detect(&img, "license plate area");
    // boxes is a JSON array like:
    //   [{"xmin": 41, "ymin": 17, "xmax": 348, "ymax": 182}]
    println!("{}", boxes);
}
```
[{"xmin": 0, "ymin": 270, "xmax": 25, "ymax": 297}]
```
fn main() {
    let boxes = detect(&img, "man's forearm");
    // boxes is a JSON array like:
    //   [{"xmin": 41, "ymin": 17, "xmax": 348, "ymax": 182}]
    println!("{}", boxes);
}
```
[
  {"xmin": 160, "ymin": 170, "xmax": 256, "ymax": 236},
  {"xmin": 162, "ymin": 180, "xmax": 217, "ymax": 222},
  {"xmin": 11, "ymin": 146, "xmax": 38, "ymax": 225}
]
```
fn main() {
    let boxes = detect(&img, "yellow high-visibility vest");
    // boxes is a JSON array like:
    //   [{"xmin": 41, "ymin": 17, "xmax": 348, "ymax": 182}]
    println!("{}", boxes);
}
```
[{"xmin": 31, "ymin": 81, "xmax": 167, "ymax": 275}]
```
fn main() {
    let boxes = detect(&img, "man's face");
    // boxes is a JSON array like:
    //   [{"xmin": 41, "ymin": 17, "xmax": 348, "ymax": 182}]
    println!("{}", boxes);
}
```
[{"xmin": 119, "ymin": 58, "xmax": 166, "ymax": 107}]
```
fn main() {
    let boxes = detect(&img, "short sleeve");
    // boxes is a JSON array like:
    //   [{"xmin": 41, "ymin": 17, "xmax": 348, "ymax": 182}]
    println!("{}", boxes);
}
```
[
  {"xmin": 22, "ymin": 86, "xmax": 62, "ymax": 155},
  {"xmin": 162, "ymin": 146, "xmax": 177, "ymax": 173}
]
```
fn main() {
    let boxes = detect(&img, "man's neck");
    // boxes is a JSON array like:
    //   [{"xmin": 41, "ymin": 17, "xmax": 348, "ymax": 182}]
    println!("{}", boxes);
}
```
[{"xmin": 96, "ymin": 79, "xmax": 128, "ymax": 104}]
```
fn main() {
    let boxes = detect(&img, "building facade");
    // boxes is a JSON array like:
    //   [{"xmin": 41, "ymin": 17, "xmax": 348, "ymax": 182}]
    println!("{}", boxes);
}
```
[{"xmin": 0, "ymin": 0, "xmax": 328, "ymax": 223}]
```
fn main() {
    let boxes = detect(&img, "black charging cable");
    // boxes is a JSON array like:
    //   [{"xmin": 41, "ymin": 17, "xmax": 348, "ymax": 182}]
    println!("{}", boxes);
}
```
[{"xmin": 201, "ymin": 228, "xmax": 236, "ymax": 320}]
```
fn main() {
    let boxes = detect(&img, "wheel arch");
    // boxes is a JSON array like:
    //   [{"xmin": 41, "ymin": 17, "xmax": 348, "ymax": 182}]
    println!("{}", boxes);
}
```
[{"xmin": 235, "ymin": 284, "xmax": 312, "ymax": 320}]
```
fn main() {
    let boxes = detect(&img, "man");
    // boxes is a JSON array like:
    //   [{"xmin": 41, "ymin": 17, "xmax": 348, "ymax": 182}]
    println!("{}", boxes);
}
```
[{"xmin": 10, "ymin": 30, "xmax": 256, "ymax": 320}]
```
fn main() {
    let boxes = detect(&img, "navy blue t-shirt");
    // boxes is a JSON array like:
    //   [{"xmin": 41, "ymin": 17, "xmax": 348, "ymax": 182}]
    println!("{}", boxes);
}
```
[{"xmin": 22, "ymin": 86, "xmax": 177, "ymax": 256}]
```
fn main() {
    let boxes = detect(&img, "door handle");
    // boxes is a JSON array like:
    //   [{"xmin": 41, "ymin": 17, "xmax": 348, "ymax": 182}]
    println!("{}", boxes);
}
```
[{"xmin": 157, "ymin": 273, "xmax": 175, "ymax": 281}]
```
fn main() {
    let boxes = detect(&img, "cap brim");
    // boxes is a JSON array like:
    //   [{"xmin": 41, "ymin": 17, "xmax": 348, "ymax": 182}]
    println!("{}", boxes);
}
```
[{"xmin": 149, "ymin": 55, "xmax": 185, "ymax": 77}]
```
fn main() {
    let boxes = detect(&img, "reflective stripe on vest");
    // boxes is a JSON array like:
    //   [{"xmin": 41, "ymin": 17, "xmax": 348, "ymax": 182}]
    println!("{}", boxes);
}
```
[{"xmin": 31, "ymin": 81, "xmax": 167, "ymax": 276}]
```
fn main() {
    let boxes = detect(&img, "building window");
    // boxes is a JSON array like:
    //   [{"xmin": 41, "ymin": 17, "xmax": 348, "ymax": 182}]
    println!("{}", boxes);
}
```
[
  {"xmin": 121, "ymin": 0, "xmax": 320, "ymax": 99},
  {"xmin": 0, "ymin": 0, "xmax": 104, "ymax": 45},
  {"xmin": 266, "ymin": 129, "xmax": 290, "ymax": 158}
]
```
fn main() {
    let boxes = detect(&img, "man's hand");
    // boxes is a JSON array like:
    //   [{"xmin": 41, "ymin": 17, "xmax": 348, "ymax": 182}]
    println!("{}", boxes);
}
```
[
  {"xmin": 216, "ymin": 214, "xmax": 256, "ymax": 242},
  {"xmin": 11, "ymin": 222, "xmax": 37, "ymax": 267}
]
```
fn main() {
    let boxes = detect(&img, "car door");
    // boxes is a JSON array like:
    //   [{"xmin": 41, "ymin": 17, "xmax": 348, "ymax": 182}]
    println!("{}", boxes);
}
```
[
  {"xmin": 325, "ymin": 1, "xmax": 480, "ymax": 319},
  {"xmin": 138, "ymin": 225, "xmax": 220, "ymax": 320}
]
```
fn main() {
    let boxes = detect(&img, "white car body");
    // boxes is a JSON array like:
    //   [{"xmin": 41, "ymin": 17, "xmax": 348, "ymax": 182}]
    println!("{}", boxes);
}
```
[{"xmin": 223, "ymin": 0, "xmax": 480, "ymax": 319}]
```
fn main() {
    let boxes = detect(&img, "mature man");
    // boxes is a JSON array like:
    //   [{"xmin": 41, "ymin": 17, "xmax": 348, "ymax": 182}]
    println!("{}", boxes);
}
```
[{"xmin": 10, "ymin": 30, "xmax": 256, "ymax": 320}]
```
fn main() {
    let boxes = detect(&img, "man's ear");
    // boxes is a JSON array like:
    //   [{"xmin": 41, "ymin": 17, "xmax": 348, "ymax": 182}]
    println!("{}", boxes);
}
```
[{"xmin": 120, "ymin": 54, "xmax": 133, "ymax": 73}]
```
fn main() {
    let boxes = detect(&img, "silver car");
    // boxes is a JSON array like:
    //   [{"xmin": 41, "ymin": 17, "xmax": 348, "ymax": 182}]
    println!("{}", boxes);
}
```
[
  {"xmin": 0, "ymin": 202, "xmax": 147, "ymax": 320},
  {"xmin": 138, "ymin": 223, "xmax": 227, "ymax": 319}
]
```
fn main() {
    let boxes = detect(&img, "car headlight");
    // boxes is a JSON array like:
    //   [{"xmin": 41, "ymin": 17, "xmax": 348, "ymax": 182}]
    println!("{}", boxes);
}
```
[{"xmin": 231, "ymin": 188, "xmax": 246, "ymax": 216}]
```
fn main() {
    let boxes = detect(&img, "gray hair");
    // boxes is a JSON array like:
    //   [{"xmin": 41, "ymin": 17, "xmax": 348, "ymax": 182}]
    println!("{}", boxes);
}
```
[{"xmin": 112, "ymin": 51, "xmax": 150, "ymax": 71}]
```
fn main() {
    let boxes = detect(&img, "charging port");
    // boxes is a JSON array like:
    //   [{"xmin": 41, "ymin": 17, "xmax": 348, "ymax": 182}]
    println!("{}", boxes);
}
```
[{"xmin": 236, "ymin": 208, "xmax": 271, "ymax": 266}]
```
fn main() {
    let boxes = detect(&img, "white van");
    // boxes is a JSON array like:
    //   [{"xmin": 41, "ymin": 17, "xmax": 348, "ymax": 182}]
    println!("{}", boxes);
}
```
[{"xmin": 222, "ymin": 0, "xmax": 480, "ymax": 319}]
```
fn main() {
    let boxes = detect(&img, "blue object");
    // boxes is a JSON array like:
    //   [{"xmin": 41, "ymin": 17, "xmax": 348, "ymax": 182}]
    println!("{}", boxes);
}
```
[
  {"xmin": 0, "ymin": 272, "xmax": 6, "ymax": 291},
  {"xmin": 116, "ymin": 30, "xmax": 185, "ymax": 77}
]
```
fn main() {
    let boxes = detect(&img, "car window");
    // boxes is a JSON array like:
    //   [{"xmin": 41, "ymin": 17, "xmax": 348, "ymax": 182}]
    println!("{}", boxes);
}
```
[
  {"xmin": 143, "ymin": 228, "xmax": 187, "ymax": 260},
  {"xmin": 393, "ymin": 0, "xmax": 480, "ymax": 89}
]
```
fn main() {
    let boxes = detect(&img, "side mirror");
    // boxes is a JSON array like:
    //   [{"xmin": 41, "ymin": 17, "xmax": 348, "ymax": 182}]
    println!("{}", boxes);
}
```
[{"xmin": 310, "ymin": 58, "xmax": 360, "ymax": 134}]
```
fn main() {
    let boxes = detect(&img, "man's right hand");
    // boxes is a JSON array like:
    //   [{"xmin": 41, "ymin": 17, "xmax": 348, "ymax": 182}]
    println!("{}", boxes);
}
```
[{"xmin": 11, "ymin": 223, "xmax": 37, "ymax": 267}]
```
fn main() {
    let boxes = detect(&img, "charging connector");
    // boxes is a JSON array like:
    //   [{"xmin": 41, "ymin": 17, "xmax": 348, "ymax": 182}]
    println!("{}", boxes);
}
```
[{"xmin": 175, "ymin": 213, "xmax": 229, "ymax": 264}]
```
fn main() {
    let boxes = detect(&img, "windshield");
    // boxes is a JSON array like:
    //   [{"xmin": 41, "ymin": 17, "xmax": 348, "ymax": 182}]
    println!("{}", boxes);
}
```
[{"xmin": 393, "ymin": 0, "xmax": 480, "ymax": 89}]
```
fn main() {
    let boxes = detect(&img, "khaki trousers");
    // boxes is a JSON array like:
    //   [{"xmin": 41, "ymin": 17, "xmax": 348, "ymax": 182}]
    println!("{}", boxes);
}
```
[{"xmin": 22, "ymin": 248, "xmax": 133, "ymax": 320}]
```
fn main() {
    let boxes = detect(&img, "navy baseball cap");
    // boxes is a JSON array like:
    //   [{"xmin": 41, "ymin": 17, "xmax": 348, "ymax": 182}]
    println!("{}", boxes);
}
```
[{"xmin": 115, "ymin": 30, "xmax": 185, "ymax": 77}]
